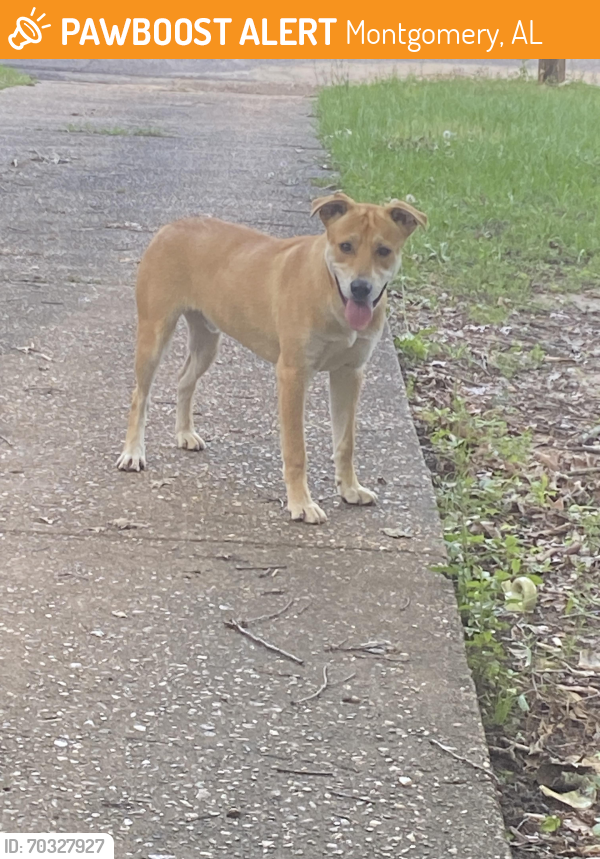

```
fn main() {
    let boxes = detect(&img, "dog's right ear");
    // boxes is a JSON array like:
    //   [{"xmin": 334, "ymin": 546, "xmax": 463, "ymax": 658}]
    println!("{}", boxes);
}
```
[{"xmin": 310, "ymin": 192, "xmax": 354, "ymax": 226}]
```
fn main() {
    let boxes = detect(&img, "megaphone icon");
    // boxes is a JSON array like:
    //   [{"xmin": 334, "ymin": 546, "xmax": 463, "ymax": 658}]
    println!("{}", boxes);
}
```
[{"xmin": 8, "ymin": 10, "xmax": 49, "ymax": 50}]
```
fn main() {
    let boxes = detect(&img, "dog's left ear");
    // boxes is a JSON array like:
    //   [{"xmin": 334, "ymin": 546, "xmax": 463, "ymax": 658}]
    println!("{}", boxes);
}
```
[
  {"xmin": 387, "ymin": 200, "xmax": 427, "ymax": 235},
  {"xmin": 311, "ymin": 192, "xmax": 355, "ymax": 226}
]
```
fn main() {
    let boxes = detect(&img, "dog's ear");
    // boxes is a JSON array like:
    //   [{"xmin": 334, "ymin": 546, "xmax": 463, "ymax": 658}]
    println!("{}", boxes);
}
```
[
  {"xmin": 311, "ymin": 192, "xmax": 354, "ymax": 226},
  {"xmin": 387, "ymin": 199, "xmax": 427, "ymax": 235}
]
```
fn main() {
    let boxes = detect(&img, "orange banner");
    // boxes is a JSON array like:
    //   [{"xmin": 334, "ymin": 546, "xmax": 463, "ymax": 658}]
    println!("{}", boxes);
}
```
[{"xmin": 1, "ymin": 0, "xmax": 597, "ymax": 59}]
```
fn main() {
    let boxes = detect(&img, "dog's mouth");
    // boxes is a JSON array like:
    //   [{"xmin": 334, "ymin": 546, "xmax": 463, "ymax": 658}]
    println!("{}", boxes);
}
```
[{"xmin": 335, "ymin": 276, "xmax": 387, "ymax": 332}]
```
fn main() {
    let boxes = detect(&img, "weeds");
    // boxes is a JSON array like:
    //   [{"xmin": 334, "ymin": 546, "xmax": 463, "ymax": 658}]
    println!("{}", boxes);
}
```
[
  {"xmin": 489, "ymin": 344, "xmax": 547, "ymax": 378},
  {"xmin": 419, "ymin": 398, "xmax": 537, "ymax": 723},
  {"xmin": 64, "ymin": 124, "xmax": 169, "ymax": 137},
  {"xmin": 0, "ymin": 64, "xmax": 34, "ymax": 90},
  {"xmin": 394, "ymin": 328, "xmax": 439, "ymax": 363}
]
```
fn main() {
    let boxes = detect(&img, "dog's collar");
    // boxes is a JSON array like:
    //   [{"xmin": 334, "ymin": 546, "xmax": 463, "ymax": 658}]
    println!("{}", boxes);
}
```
[
  {"xmin": 373, "ymin": 283, "xmax": 388, "ymax": 307},
  {"xmin": 333, "ymin": 273, "xmax": 345, "ymax": 305},
  {"xmin": 334, "ymin": 274, "xmax": 388, "ymax": 308}
]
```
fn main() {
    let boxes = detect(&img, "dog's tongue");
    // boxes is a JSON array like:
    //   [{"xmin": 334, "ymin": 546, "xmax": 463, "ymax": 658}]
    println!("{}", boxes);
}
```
[{"xmin": 345, "ymin": 299, "xmax": 373, "ymax": 331}]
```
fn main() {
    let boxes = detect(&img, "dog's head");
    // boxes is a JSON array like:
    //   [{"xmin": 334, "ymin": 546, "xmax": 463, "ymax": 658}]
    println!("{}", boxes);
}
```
[{"xmin": 311, "ymin": 192, "xmax": 427, "ymax": 331}]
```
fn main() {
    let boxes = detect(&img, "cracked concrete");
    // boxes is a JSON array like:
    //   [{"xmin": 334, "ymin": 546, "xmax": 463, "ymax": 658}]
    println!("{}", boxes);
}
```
[{"xmin": 0, "ymin": 70, "xmax": 510, "ymax": 857}]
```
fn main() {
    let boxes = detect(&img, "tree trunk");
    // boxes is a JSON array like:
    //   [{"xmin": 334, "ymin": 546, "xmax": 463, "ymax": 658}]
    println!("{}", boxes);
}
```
[{"xmin": 538, "ymin": 60, "xmax": 566, "ymax": 84}]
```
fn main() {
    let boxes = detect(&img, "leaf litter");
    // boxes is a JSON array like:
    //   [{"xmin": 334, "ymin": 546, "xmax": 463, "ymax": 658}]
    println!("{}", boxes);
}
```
[{"xmin": 389, "ymin": 286, "xmax": 600, "ymax": 858}]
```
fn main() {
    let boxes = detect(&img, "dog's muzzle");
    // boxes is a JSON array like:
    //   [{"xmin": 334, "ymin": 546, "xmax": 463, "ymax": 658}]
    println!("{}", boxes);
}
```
[{"xmin": 335, "ymin": 275, "xmax": 388, "ymax": 331}]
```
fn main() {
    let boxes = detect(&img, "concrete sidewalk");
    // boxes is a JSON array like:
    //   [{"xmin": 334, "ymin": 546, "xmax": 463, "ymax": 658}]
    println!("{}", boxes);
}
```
[{"xmin": 0, "ymin": 77, "xmax": 510, "ymax": 857}]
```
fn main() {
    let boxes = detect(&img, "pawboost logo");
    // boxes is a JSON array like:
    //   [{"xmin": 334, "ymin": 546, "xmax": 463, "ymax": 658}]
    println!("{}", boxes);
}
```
[{"xmin": 8, "ymin": 7, "xmax": 50, "ymax": 50}]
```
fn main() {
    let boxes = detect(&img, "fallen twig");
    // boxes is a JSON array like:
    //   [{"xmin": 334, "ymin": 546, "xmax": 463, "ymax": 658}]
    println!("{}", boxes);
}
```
[
  {"xmin": 244, "ymin": 597, "xmax": 295, "ymax": 626},
  {"xmin": 327, "ymin": 789, "xmax": 375, "ymax": 804},
  {"xmin": 235, "ymin": 564, "xmax": 287, "ymax": 572},
  {"xmin": 429, "ymin": 738, "xmax": 499, "ymax": 784},
  {"xmin": 537, "ymin": 541, "xmax": 582, "ymax": 563},
  {"xmin": 275, "ymin": 766, "xmax": 333, "ymax": 777},
  {"xmin": 292, "ymin": 666, "xmax": 357, "ymax": 706},
  {"xmin": 258, "ymin": 567, "xmax": 285, "ymax": 578},
  {"xmin": 224, "ymin": 618, "xmax": 304, "ymax": 665},
  {"xmin": 531, "ymin": 522, "xmax": 571, "ymax": 539},
  {"xmin": 294, "ymin": 599, "xmax": 312, "ymax": 618},
  {"xmin": 0, "ymin": 434, "xmax": 13, "ymax": 448},
  {"xmin": 325, "ymin": 639, "xmax": 399, "ymax": 657},
  {"xmin": 293, "ymin": 666, "xmax": 329, "ymax": 705},
  {"xmin": 14, "ymin": 344, "xmax": 52, "ymax": 361}
]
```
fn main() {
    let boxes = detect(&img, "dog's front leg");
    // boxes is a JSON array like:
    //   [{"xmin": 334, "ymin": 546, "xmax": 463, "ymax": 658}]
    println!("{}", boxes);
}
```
[
  {"xmin": 276, "ymin": 361, "xmax": 327, "ymax": 524},
  {"xmin": 329, "ymin": 365, "xmax": 377, "ymax": 506}
]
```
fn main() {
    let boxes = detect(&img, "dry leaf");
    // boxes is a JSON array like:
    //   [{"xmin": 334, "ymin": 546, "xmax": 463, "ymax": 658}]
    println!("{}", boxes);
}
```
[
  {"xmin": 110, "ymin": 518, "xmax": 148, "ymax": 530},
  {"xmin": 382, "ymin": 527, "xmax": 413, "ymax": 539},
  {"xmin": 578, "ymin": 650, "xmax": 600, "ymax": 672},
  {"xmin": 540, "ymin": 784, "xmax": 596, "ymax": 810},
  {"xmin": 563, "ymin": 817, "xmax": 593, "ymax": 835}
]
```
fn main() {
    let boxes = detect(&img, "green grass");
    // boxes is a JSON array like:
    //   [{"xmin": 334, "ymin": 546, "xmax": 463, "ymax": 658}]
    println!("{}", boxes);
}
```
[
  {"xmin": 318, "ymin": 77, "xmax": 600, "ymax": 302},
  {"xmin": 64, "ymin": 124, "xmax": 169, "ymax": 137},
  {"xmin": 0, "ymin": 64, "xmax": 34, "ymax": 90}
]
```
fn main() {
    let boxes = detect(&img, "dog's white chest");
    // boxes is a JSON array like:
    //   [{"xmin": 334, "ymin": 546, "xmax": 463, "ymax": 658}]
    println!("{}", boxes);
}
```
[{"xmin": 306, "ymin": 329, "xmax": 377, "ymax": 373}]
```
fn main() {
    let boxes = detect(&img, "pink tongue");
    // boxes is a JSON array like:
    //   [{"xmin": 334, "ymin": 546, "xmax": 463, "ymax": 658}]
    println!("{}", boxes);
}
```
[{"xmin": 345, "ymin": 299, "xmax": 373, "ymax": 331}]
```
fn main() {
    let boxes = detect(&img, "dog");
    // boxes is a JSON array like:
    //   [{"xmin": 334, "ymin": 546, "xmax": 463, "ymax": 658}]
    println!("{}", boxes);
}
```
[{"xmin": 117, "ymin": 192, "xmax": 427, "ymax": 523}]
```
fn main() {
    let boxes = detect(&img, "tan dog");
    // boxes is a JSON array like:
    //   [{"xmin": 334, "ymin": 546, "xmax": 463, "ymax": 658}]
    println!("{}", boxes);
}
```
[{"xmin": 117, "ymin": 192, "xmax": 427, "ymax": 523}]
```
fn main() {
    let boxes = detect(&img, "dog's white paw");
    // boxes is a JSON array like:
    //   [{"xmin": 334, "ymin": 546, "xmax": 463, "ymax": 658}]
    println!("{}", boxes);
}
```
[
  {"xmin": 339, "ymin": 484, "xmax": 377, "ymax": 506},
  {"xmin": 176, "ymin": 430, "xmax": 205, "ymax": 451},
  {"xmin": 117, "ymin": 448, "xmax": 146, "ymax": 472},
  {"xmin": 288, "ymin": 500, "xmax": 327, "ymax": 525}
]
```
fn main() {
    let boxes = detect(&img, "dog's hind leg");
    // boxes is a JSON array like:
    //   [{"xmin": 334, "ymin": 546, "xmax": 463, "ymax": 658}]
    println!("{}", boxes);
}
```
[
  {"xmin": 175, "ymin": 310, "xmax": 221, "ymax": 451},
  {"xmin": 117, "ymin": 313, "xmax": 179, "ymax": 471}
]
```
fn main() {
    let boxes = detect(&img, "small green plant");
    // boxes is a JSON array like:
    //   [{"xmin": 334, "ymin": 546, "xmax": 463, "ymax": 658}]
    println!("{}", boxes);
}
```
[
  {"xmin": 571, "ymin": 506, "xmax": 600, "ymax": 554},
  {"xmin": 528, "ymin": 343, "xmax": 546, "ymax": 367},
  {"xmin": 527, "ymin": 473, "xmax": 557, "ymax": 508},
  {"xmin": 517, "ymin": 61, "xmax": 533, "ymax": 83},
  {"xmin": 394, "ymin": 328, "xmax": 439, "ymax": 364},
  {"xmin": 539, "ymin": 815, "xmax": 561, "ymax": 834},
  {"xmin": 0, "ymin": 64, "xmax": 34, "ymax": 90},
  {"xmin": 489, "ymin": 344, "xmax": 547, "ymax": 378},
  {"xmin": 64, "ymin": 124, "xmax": 168, "ymax": 137}
]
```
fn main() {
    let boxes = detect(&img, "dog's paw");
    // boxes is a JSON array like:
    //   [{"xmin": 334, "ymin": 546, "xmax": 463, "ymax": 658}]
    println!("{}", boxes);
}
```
[
  {"xmin": 339, "ymin": 484, "xmax": 377, "ymax": 506},
  {"xmin": 288, "ymin": 500, "xmax": 327, "ymax": 525},
  {"xmin": 176, "ymin": 430, "xmax": 205, "ymax": 451},
  {"xmin": 117, "ymin": 449, "xmax": 146, "ymax": 472}
]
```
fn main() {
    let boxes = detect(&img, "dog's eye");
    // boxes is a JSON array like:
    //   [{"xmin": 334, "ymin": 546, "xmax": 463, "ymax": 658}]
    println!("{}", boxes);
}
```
[
  {"xmin": 339, "ymin": 242, "xmax": 353, "ymax": 254},
  {"xmin": 377, "ymin": 246, "xmax": 391, "ymax": 257}
]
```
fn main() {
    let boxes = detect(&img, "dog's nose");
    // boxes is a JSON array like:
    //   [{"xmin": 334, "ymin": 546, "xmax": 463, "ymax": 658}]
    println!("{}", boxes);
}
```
[{"xmin": 350, "ymin": 279, "xmax": 372, "ymax": 302}]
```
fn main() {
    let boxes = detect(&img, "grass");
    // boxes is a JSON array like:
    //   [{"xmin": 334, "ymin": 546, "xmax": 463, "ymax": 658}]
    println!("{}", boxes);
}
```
[
  {"xmin": 64, "ymin": 124, "xmax": 169, "ymax": 137},
  {"xmin": 318, "ymin": 77, "xmax": 600, "ymax": 304},
  {"xmin": 0, "ymin": 64, "xmax": 34, "ymax": 90}
]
